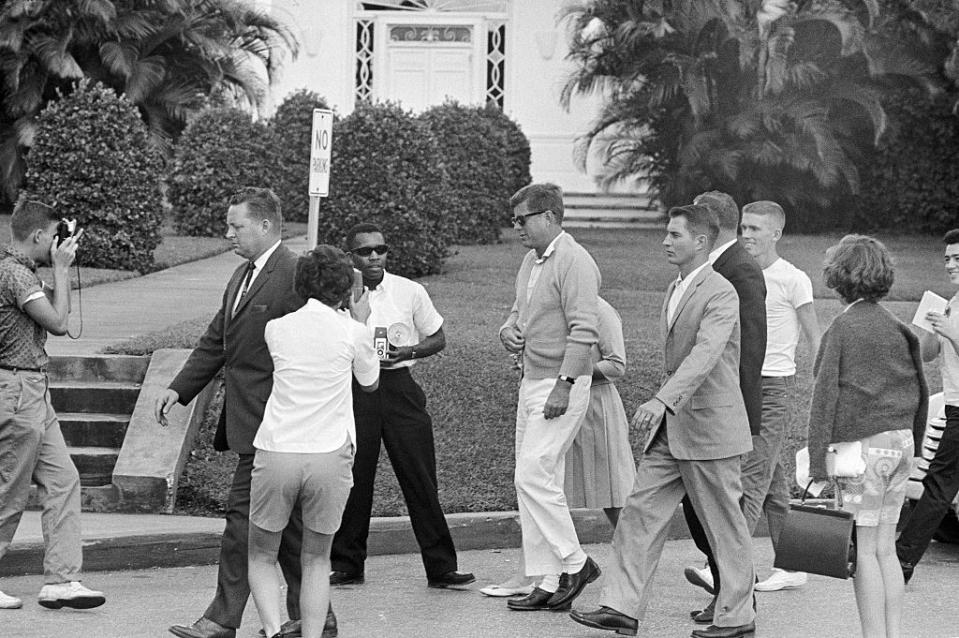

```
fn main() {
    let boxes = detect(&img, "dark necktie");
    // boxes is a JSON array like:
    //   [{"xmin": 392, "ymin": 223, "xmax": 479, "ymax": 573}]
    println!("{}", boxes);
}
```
[{"xmin": 233, "ymin": 261, "xmax": 256, "ymax": 317}]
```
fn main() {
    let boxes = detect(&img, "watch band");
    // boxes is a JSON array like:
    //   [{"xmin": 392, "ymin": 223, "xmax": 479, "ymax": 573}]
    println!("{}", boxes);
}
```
[{"xmin": 558, "ymin": 375, "xmax": 575, "ymax": 385}]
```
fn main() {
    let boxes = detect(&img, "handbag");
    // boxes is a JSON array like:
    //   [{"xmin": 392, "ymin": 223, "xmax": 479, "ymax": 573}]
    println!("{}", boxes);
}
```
[{"xmin": 774, "ymin": 480, "xmax": 857, "ymax": 579}]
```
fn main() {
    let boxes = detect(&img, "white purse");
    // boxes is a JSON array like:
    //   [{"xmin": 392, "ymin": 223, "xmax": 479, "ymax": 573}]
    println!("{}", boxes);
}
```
[{"xmin": 826, "ymin": 441, "xmax": 866, "ymax": 478}]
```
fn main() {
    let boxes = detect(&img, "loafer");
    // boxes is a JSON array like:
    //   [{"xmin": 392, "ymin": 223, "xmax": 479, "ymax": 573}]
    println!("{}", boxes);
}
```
[
  {"xmin": 546, "ymin": 556, "xmax": 601, "ymax": 609},
  {"xmin": 255, "ymin": 609, "xmax": 338, "ymax": 638},
  {"xmin": 479, "ymin": 582, "xmax": 535, "ymax": 597},
  {"xmin": 427, "ymin": 570, "xmax": 476, "ymax": 589},
  {"xmin": 690, "ymin": 597, "xmax": 715, "ymax": 624},
  {"xmin": 507, "ymin": 587, "xmax": 567, "ymax": 611},
  {"xmin": 169, "ymin": 617, "xmax": 236, "ymax": 638},
  {"xmin": 684, "ymin": 564, "xmax": 716, "ymax": 595},
  {"xmin": 38, "ymin": 581, "xmax": 105, "ymax": 610},
  {"xmin": 690, "ymin": 621, "xmax": 756, "ymax": 638},
  {"xmin": 329, "ymin": 570, "xmax": 364, "ymax": 586},
  {"xmin": 569, "ymin": 607, "xmax": 638, "ymax": 636}
]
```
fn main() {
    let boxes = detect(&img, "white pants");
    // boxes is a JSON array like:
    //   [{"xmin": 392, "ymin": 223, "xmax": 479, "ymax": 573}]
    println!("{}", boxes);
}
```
[{"xmin": 514, "ymin": 375, "xmax": 592, "ymax": 575}]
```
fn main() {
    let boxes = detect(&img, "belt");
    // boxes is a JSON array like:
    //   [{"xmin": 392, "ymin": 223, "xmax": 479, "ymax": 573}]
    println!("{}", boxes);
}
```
[{"xmin": 0, "ymin": 363, "xmax": 46, "ymax": 373}]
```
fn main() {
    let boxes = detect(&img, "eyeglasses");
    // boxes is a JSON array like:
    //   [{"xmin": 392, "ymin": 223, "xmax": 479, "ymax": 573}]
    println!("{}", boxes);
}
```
[
  {"xmin": 510, "ymin": 209, "xmax": 551, "ymax": 227},
  {"xmin": 352, "ymin": 244, "xmax": 389, "ymax": 257}
]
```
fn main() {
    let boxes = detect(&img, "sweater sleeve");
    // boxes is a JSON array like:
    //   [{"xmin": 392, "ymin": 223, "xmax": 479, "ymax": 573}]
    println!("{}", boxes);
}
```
[
  {"xmin": 557, "ymin": 249, "xmax": 600, "ymax": 378},
  {"xmin": 906, "ymin": 325, "xmax": 930, "ymax": 453},
  {"xmin": 808, "ymin": 320, "xmax": 843, "ymax": 478}
]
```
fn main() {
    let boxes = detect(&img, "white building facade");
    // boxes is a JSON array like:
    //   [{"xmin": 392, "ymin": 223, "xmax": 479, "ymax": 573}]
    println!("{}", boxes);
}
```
[{"xmin": 258, "ymin": 0, "xmax": 606, "ymax": 193}]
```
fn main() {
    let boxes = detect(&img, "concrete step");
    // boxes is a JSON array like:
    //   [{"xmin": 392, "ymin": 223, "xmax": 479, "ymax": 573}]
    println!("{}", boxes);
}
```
[
  {"xmin": 564, "ymin": 192, "xmax": 656, "ymax": 210},
  {"xmin": 47, "ymin": 355, "xmax": 149, "ymax": 384},
  {"xmin": 49, "ymin": 381, "xmax": 141, "ymax": 414},
  {"xmin": 565, "ymin": 218, "xmax": 664, "ymax": 230},
  {"xmin": 71, "ymin": 447, "xmax": 120, "ymax": 486},
  {"xmin": 59, "ymin": 413, "xmax": 130, "ymax": 448}
]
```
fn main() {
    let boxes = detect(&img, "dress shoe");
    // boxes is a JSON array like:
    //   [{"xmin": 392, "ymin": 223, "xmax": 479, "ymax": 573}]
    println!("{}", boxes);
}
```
[
  {"xmin": 569, "ymin": 607, "xmax": 639, "ymax": 636},
  {"xmin": 37, "ymin": 581, "xmax": 105, "ymax": 610},
  {"xmin": 329, "ymin": 570, "xmax": 364, "ymax": 586},
  {"xmin": 684, "ymin": 564, "xmax": 716, "ymax": 595},
  {"xmin": 479, "ymin": 581, "xmax": 535, "ymax": 597},
  {"xmin": 427, "ymin": 570, "xmax": 476, "ymax": 589},
  {"xmin": 900, "ymin": 559, "xmax": 915, "ymax": 585},
  {"xmin": 754, "ymin": 568, "xmax": 807, "ymax": 592},
  {"xmin": 690, "ymin": 621, "xmax": 756, "ymax": 638},
  {"xmin": 690, "ymin": 597, "xmax": 715, "ymax": 624},
  {"xmin": 168, "ymin": 617, "xmax": 236, "ymax": 638},
  {"xmin": 256, "ymin": 609, "xmax": 338, "ymax": 638},
  {"xmin": 546, "ymin": 556, "xmax": 601, "ymax": 609},
  {"xmin": 507, "ymin": 587, "xmax": 569, "ymax": 611}
]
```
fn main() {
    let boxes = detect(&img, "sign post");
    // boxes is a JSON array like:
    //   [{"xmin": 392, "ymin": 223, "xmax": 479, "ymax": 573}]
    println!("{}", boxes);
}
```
[{"xmin": 307, "ymin": 108, "xmax": 333, "ymax": 250}]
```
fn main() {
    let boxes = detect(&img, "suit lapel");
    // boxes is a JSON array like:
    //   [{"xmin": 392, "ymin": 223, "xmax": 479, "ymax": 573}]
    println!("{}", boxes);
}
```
[
  {"xmin": 232, "ymin": 244, "xmax": 287, "ymax": 320},
  {"xmin": 667, "ymin": 266, "xmax": 711, "ymax": 333},
  {"xmin": 661, "ymin": 279, "xmax": 676, "ymax": 339},
  {"xmin": 224, "ymin": 264, "xmax": 247, "ymax": 332}
]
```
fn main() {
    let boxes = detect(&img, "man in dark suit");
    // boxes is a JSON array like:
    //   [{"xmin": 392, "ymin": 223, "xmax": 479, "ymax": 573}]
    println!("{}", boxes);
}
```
[
  {"xmin": 155, "ymin": 188, "xmax": 331, "ymax": 638},
  {"xmin": 683, "ymin": 191, "xmax": 767, "ymax": 624},
  {"xmin": 569, "ymin": 204, "xmax": 756, "ymax": 638}
]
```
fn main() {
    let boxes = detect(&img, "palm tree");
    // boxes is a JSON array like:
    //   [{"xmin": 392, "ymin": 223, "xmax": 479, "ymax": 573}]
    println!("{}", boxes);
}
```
[
  {"xmin": 562, "ymin": 0, "xmax": 938, "ymax": 215},
  {"xmin": 0, "ymin": 0, "xmax": 296, "ymax": 202}
]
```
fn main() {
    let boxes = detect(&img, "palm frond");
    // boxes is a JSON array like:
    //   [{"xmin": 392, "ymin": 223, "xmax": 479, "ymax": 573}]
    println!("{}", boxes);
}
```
[{"xmin": 27, "ymin": 33, "xmax": 84, "ymax": 78}]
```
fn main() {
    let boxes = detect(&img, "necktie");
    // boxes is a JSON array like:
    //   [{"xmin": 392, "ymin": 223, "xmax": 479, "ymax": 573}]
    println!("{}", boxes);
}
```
[{"xmin": 239, "ymin": 261, "xmax": 256, "ymax": 299}]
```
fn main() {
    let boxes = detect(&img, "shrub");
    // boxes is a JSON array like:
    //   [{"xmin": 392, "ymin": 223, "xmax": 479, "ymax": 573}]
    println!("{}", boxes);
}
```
[
  {"xmin": 168, "ymin": 108, "xmax": 272, "ymax": 236},
  {"xmin": 269, "ymin": 89, "xmax": 330, "ymax": 223},
  {"xmin": 23, "ymin": 81, "xmax": 164, "ymax": 272},
  {"xmin": 419, "ymin": 102, "xmax": 510, "ymax": 244},
  {"xmin": 855, "ymin": 87, "xmax": 959, "ymax": 233},
  {"xmin": 321, "ymin": 102, "xmax": 452, "ymax": 277},
  {"xmin": 477, "ymin": 104, "xmax": 532, "ymax": 200}
]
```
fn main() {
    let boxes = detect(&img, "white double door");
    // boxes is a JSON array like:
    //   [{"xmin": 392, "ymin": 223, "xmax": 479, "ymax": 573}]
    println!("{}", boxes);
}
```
[{"xmin": 387, "ymin": 45, "xmax": 474, "ymax": 112}]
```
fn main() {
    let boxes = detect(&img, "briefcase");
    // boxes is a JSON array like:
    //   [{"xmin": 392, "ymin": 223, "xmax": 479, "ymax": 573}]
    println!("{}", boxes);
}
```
[{"xmin": 774, "ymin": 482, "xmax": 856, "ymax": 579}]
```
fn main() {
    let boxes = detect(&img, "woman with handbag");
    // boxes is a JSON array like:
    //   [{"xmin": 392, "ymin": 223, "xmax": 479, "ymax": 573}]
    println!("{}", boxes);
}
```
[{"xmin": 808, "ymin": 235, "xmax": 928, "ymax": 638}]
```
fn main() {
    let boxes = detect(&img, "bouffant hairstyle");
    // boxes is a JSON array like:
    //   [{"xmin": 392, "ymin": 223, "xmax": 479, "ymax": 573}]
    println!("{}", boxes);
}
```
[
  {"xmin": 822, "ymin": 234, "xmax": 894, "ymax": 304},
  {"xmin": 294, "ymin": 245, "xmax": 353, "ymax": 306}
]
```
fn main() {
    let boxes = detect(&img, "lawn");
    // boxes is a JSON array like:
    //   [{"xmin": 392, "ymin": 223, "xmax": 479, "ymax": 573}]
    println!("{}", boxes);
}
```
[{"xmin": 105, "ymin": 227, "xmax": 946, "ymax": 516}]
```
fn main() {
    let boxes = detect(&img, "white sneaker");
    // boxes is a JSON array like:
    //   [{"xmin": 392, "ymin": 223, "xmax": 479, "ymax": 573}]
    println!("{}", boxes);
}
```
[
  {"xmin": 38, "ymin": 581, "xmax": 105, "ymax": 609},
  {"xmin": 755, "ymin": 568, "xmax": 808, "ymax": 592},
  {"xmin": 683, "ymin": 564, "xmax": 716, "ymax": 595},
  {"xmin": 0, "ymin": 589, "xmax": 22, "ymax": 609}
]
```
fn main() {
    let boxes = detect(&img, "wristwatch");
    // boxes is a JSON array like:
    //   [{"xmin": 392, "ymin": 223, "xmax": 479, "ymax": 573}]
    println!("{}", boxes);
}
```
[{"xmin": 558, "ymin": 375, "xmax": 575, "ymax": 385}]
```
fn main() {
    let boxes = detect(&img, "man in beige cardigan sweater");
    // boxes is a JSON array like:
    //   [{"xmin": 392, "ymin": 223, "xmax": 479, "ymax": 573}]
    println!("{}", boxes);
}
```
[{"xmin": 499, "ymin": 183, "xmax": 602, "ymax": 612}]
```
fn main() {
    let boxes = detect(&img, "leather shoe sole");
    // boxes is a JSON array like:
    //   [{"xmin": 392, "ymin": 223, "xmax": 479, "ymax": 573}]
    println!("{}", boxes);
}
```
[
  {"xmin": 690, "ymin": 621, "xmax": 756, "ymax": 638},
  {"xmin": 168, "ymin": 624, "xmax": 236, "ymax": 638},
  {"xmin": 569, "ymin": 608, "xmax": 638, "ymax": 636}
]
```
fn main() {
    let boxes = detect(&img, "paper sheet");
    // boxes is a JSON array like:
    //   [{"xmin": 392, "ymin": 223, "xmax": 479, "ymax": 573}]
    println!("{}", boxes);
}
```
[
  {"xmin": 912, "ymin": 290, "xmax": 948, "ymax": 333},
  {"xmin": 795, "ymin": 447, "xmax": 828, "ymax": 498}
]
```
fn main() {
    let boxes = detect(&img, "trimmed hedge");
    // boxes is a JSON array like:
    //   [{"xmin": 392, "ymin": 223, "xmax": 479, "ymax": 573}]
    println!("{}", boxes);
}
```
[
  {"xmin": 23, "ymin": 81, "xmax": 164, "ymax": 272},
  {"xmin": 320, "ymin": 102, "xmax": 452, "ymax": 277},
  {"xmin": 269, "ymin": 89, "xmax": 330, "ymax": 223},
  {"xmin": 419, "ymin": 102, "xmax": 510, "ymax": 244},
  {"xmin": 168, "ymin": 108, "xmax": 272, "ymax": 236}
]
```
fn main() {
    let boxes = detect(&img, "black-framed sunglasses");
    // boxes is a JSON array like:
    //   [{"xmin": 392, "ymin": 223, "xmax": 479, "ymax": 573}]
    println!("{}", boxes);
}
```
[
  {"xmin": 510, "ymin": 209, "xmax": 551, "ymax": 227},
  {"xmin": 352, "ymin": 244, "xmax": 390, "ymax": 257}
]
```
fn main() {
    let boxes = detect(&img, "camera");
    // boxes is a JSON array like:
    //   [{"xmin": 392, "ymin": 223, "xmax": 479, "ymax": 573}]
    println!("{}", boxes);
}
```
[{"xmin": 55, "ymin": 218, "xmax": 76, "ymax": 247}]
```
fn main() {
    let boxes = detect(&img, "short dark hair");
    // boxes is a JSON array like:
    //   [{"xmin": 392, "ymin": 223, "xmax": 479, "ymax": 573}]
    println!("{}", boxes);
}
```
[
  {"xmin": 509, "ymin": 183, "xmax": 564, "ymax": 222},
  {"xmin": 228, "ymin": 187, "xmax": 282, "ymax": 230},
  {"xmin": 294, "ymin": 245, "xmax": 354, "ymax": 306},
  {"xmin": 346, "ymin": 222, "xmax": 383, "ymax": 248},
  {"xmin": 668, "ymin": 204, "xmax": 720, "ymax": 249},
  {"xmin": 11, "ymin": 197, "xmax": 59, "ymax": 241},
  {"xmin": 944, "ymin": 229, "xmax": 959, "ymax": 245},
  {"xmin": 693, "ymin": 191, "xmax": 739, "ymax": 231},
  {"xmin": 822, "ymin": 234, "xmax": 894, "ymax": 303}
]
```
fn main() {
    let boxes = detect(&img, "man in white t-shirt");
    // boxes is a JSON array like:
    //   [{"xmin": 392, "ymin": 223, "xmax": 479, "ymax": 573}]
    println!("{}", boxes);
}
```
[{"xmin": 740, "ymin": 200, "xmax": 820, "ymax": 592}]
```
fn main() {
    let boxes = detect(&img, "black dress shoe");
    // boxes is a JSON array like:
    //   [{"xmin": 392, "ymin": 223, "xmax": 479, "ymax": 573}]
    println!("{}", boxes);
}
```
[
  {"xmin": 546, "ymin": 556, "xmax": 601, "ymax": 609},
  {"xmin": 507, "ymin": 587, "xmax": 569, "ymax": 611},
  {"xmin": 255, "ymin": 609, "xmax": 337, "ymax": 637},
  {"xmin": 690, "ymin": 621, "xmax": 756, "ymax": 638},
  {"xmin": 569, "ymin": 607, "xmax": 638, "ymax": 636},
  {"xmin": 427, "ymin": 570, "xmax": 476, "ymax": 589},
  {"xmin": 169, "ymin": 617, "xmax": 236, "ymax": 638},
  {"xmin": 329, "ymin": 570, "xmax": 364, "ymax": 586},
  {"xmin": 690, "ymin": 597, "xmax": 715, "ymax": 624}
]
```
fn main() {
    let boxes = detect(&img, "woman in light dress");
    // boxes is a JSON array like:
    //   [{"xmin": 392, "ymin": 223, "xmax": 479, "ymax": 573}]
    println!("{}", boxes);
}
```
[{"xmin": 482, "ymin": 297, "xmax": 636, "ymax": 597}]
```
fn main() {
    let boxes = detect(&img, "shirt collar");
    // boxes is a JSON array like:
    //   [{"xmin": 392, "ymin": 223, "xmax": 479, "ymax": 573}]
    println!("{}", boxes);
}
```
[
  {"xmin": 676, "ymin": 261, "xmax": 709, "ymax": 287},
  {"xmin": 252, "ymin": 239, "xmax": 281, "ymax": 271},
  {"xmin": 368, "ymin": 270, "xmax": 391, "ymax": 292},
  {"xmin": 535, "ymin": 231, "xmax": 566, "ymax": 264},
  {"xmin": 708, "ymin": 238, "xmax": 738, "ymax": 265},
  {"xmin": 0, "ymin": 246, "xmax": 38, "ymax": 272}
]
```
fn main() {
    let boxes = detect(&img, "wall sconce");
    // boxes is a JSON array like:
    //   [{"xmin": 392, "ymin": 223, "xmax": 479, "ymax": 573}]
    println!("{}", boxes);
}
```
[{"xmin": 535, "ymin": 30, "xmax": 558, "ymax": 60}]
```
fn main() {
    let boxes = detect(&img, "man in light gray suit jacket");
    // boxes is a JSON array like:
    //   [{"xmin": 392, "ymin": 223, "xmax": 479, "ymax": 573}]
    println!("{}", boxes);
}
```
[{"xmin": 570, "ymin": 204, "xmax": 756, "ymax": 638}]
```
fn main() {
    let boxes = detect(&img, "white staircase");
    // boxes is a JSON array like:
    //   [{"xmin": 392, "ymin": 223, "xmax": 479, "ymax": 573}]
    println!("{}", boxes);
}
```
[{"xmin": 563, "ymin": 192, "xmax": 664, "ymax": 229}]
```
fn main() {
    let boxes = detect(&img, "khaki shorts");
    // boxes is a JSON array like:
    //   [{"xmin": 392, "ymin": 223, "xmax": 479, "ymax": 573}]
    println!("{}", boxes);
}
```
[
  {"xmin": 837, "ymin": 429, "xmax": 914, "ymax": 527},
  {"xmin": 250, "ymin": 440, "xmax": 354, "ymax": 534}
]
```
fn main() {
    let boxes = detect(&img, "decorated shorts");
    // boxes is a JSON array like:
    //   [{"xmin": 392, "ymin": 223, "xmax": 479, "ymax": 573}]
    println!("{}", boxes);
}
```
[{"xmin": 836, "ymin": 429, "xmax": 914, "ymax": 527}]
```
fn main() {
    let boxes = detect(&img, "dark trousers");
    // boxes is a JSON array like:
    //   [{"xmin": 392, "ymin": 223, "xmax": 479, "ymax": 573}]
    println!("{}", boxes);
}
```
[
  {"xmin": 331, "ymin": 367, "xmax": 457, "ymax": 578},
  {"xmin": 897, "ymin": 405, "xmax": 959, "ymax": 566},
  {"xmin": 205, "ymin": 453, "xmax": 303, "ymax": 629},
  {"xmin": 683, "ymin": 495, "xmax": 722, "ymax": 590}
]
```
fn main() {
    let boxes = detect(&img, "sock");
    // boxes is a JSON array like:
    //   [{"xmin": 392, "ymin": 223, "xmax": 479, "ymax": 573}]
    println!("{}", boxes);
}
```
[
  {"xmin": 563, "ymin": 550, "xmax": 587, "ymax": 573},
  {"xmin": 538, "ymin": 573, "xmax": 560, "ymax": 593}
]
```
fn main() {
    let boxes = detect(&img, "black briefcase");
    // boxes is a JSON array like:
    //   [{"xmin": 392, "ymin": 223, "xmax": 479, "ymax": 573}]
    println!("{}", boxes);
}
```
[{"xmin": 774, "ymin": 482, "xmax": 856, "ymax": 579}]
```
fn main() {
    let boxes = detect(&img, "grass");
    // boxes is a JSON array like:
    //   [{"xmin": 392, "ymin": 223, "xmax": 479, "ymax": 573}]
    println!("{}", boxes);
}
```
[{"xmin": 105, "ymin": 228, "xmax": 945, "ymax": 516}]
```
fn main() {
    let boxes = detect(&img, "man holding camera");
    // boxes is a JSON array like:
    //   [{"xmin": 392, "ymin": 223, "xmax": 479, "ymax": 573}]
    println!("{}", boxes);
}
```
[
  {"xmin": 329, "ymin": 222, "xmax": 473, "ymax": 589},
  {"xmin": 0, "ymin": 198, "xmax": 105, "ymax": 610}
]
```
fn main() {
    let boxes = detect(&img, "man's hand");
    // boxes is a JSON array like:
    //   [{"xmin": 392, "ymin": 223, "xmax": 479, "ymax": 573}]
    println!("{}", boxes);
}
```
[
  {"xmin": 154, "ymin": 389, "xmax": 179, "ymax": 427},
  {"xmin": 927, "ymin": 310, "xmax": 959, "ymax": 342},
  {"xmin": 50, "ymin": 228, "xmax": 83, "ymax": 271},
  {"xmin": 500, "ymin": 325, "xmax": 525, "ymax": 353},
  {"xmin": 350, "ymin": 289, "xmax": 371, "ymax": 323},
  {"xmin": 382, "ymin": 344, "xmax": 413, "ymax": 366},
  {"xmin": 631, "ymin": 397, "xmax": 667, "ymax": 431},
  {"xmin": 543, "ymin": 381, "xmax": 571, "ymax": 419}
]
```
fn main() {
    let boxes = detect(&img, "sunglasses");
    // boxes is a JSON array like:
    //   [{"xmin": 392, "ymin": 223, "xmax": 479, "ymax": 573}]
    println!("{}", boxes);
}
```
[
  {"xmin": 510, "ymin": 209, "xmax": 550, "ymax": 227},
  {"xmin": 352, "ymin": 244, "xmax": 390, "ymax": 257}
]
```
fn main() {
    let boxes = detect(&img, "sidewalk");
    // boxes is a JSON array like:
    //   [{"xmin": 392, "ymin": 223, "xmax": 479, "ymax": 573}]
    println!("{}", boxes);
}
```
[{"xmin": 47, "ymin": 236, "xmax": 308, "ymax": 356}]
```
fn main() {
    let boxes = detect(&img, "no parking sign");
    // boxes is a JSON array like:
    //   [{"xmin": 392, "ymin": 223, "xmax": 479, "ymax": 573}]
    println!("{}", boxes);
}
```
[{"xmin": 307, "ymin": 108, "xmax": 333, "ymax": 248}]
